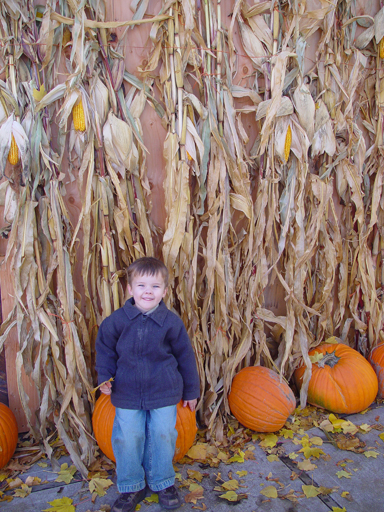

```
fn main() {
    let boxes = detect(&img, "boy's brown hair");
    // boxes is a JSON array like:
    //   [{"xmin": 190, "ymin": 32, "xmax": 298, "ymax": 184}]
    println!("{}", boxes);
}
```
[{"xmin": 127, "ymin": 257, "xmax": 169, "ymax": 287}]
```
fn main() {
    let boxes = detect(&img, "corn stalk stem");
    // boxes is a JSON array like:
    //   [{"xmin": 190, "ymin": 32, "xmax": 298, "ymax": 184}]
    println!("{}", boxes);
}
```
[
  {"xmin": 203, "ymin": 0, "xmax": 211, "ymax": 77},
  {"xmin": 216, "ymin": 0, "xmax": 223, "ymax": 136}
]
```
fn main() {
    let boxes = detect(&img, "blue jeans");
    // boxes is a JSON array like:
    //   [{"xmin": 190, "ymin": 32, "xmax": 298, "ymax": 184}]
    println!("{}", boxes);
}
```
[{"xmin": 112, "ymin": 405, "xmax": 177, "ymax": 493}]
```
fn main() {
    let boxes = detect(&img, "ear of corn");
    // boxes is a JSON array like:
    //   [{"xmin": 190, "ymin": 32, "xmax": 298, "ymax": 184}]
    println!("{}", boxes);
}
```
[
  {"xmin": 284, "ymin": 124, "xmax": 292, "ymax": 162},
  {"xmin": 8, "ymin": 134, "xmax": 19, "ymax": 165},
  {"xmin": 73, "ymin": 99, "xmax": 86, "ymax": 131},
  {"xmin": 380, "ymin": 37, "xmax": 384, "ymax": 59}
]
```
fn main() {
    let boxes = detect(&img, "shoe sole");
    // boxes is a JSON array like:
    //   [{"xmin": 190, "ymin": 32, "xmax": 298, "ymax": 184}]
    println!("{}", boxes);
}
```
[{"xmin": 158, "ymin": 501, "xmax": 181, "ymax": 510}]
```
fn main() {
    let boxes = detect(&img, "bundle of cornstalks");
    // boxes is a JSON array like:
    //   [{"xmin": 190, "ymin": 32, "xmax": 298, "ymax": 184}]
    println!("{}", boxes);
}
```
[{"xmin": 0, "ymin": 0, "xmax": 383, "ymax": 472}]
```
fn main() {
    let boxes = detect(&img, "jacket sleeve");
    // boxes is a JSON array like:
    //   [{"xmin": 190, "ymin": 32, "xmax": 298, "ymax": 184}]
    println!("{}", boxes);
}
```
[
  {"xmin": 95, "ymin": 317, "xmax": 119, "ymax": 386},
  {"xmin": 169, "ymin": 319, "xmax": 200, "ymax": 401}
]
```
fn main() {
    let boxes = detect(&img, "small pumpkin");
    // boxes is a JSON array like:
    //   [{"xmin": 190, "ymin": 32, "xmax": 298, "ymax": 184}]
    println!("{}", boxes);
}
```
[
  {"xmin": 294, "ymin": 343, "xmax": 378, "ymax": 414},
  {"xmin": 173, "ymin": 402, "xmax": 198, "ymax": 462},
  {"xmin": 0, "ymin": 402, "xmax": 18, "ymax": 468},
  {"xmin": 369, "ymin": 343, "xmax": 384, "ymax": 398},
  {"xmin": 228, "ymin": 366, "xmax": 296, "ymax": 432},
  {"xmin": 92, "ymin": 394, "xmax": 197, "ymax": 462}
]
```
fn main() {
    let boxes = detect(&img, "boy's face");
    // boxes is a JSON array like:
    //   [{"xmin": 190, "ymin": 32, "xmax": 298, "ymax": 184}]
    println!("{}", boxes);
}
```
[{"xmin": 127, "ymin": 272, "xmax": 167, "ymax": 313}]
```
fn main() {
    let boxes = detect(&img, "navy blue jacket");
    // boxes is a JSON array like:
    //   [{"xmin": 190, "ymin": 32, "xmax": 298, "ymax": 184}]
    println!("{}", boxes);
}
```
[{"xmin": 95, "ymin": 298, "xmax": 200, "ymax": 410}]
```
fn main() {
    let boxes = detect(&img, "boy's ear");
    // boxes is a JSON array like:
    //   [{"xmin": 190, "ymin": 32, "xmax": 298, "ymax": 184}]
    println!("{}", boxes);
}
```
[
  {"xmin": 127, "ymin": 284, "xmax": 133, "ymax": 297},
  {"xmin": 162, "ymin": 287, "xmax": 168, "ymax": 298}
]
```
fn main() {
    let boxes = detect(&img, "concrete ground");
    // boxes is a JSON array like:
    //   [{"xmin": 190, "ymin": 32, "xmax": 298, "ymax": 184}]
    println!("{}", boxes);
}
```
[{"xmin": 1, "ymin": 403, "xmax": 384, "ymax": 512}]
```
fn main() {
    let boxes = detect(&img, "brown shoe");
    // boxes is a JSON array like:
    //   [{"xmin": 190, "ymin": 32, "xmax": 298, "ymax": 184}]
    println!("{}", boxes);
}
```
[
  {"xmin": 158, "ymin": 485, "xmax": 181, "ymax": 509},
  {"xmin": 111, "ymin": 488, "xmax": 147, "ymax": 512}
]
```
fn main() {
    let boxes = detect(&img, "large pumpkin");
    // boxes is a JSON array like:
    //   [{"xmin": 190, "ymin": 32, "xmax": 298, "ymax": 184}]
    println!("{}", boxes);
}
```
[
  {"xmin": 92, "ymin": 394, "xmax": 197, "ymax": 463},
  {"xmin": 228, "ymin": 366, "xmax": 296, "ymax": 432},
  {"xmin": 369, "ymin": 343, "xmax": 384, "ymax": 398},
  {"xmin": 0, "ymin": 403, "xmax": 18, "ymax": 468},
  {"xmin": 294, "ymin": 343, "xmax": 378, "ymax": 414}
]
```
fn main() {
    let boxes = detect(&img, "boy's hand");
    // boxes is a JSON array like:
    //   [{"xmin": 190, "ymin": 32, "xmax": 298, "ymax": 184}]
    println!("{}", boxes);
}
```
[
  {"xmin": 183, "ymin": 399, "xmax": 197, "ymax": 411},
  {"xmin": 100, "ymin": 381, "xmax": 112, "ymax": 395}
]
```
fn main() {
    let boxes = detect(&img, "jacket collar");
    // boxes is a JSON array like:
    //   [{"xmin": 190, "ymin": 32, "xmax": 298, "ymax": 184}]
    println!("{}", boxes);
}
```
[{"xmin": 123, "ymin": 297, "xmax": 168, "ymax": 326}]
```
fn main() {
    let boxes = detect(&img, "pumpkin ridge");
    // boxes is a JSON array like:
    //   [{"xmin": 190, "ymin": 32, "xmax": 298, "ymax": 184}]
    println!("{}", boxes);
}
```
[
  {"xmin": 232, "ymin": 377, "xmax": 294, "ymax": 409},
  {"xmin": 321, "ymin": 370, "xmax": 349, "ymax": 411},
  {"xmin": 307, "ymin": 356, "xmax": 339, "ymax": 409},
  {"xmin": 230, "ymin": 388, "xmax": 290, "ymax": 417},
  {"xmin": 228, "ymin": 366, "xmax": 295, "ymax": 432}
]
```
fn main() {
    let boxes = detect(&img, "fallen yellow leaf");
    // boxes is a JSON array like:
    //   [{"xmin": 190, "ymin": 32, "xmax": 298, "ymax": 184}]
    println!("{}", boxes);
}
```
[
  {"xmin": 88, "ymin": 476, "xmax": 113, "ymax": 497},
  {"xmin": 145, "ymin": 494, "xmax": 159, "ymax": 503},
  {"xmin": 259, "ymin": 434, "xmax": 278, "ymax": 448},
  {"xmin": 324, "ymin": 336, "xmax": 339, "ymax": 344},
  {"xmin": 310, "ymin": 352, "xmax": 324, "ymax": 363},
  {"xmin": 13, "ymin": 484, "xmax": 32, "ymax": 498},
  {"xmin": 55, "ymin": 463, "xmax": 77, "ymax": 484},
  {"xmin": 187, "ymin": 470, "xmax": 204, "ymax": 482},
  {"xmin": 42, "ymin": 497, "xmax": 76, "ymax": 512},
  {"xmin": 280, "ymin": 428, "xmax": 294, "ymax": 439},
  {"xmin": 7, "ymin": 477, "xmax": 23, "ymax": 489},
  {"xmin": 260, "ymin": 485, "xmax": 278, "ymax": 498},
  {"xmin": 219, "ymin": 490, "xmax": 247, "ymax": 502},
  {"xmin": 309, "ymin": 436, "xmax": 323, "ymax": 446},
  {"xmin": 302, "ymin": 484, "xmax": 321, "ymax": 498},
  {"xmin": 336, "ymin": 470, "xmax": 351, "ymax": 479},
  {"xmin": 217, "ymin": 451, "xmax": 229, "ymax": 461},
  {"xmin": 185, "ymin": 487, "xmax": 204, "ymax": 504},
  {"xmin": 299, "ymin": 447, "xmax": 325, "ymax": 459},
  {"xmin": 221, "ymin": 480, "xmax": 239, "ymax": 490},
  {"xmin": 228, "ymin": 450, "xmax": 245, "ymax": 463},
  {"xmin": 187, "ymin": 444, "xmax": 207, "ymax": 460},
  {"xmin": 329, "ymin": 414, "xmax": 347, "ymax": 431},
  {"xmin": 341, "ymin": 422, "xmax": 358, "ymax": 435},
  {"xmin": 297, "ymin": 459, "xmax": 317, "ymax": 471},
  {"xmin": 364, "ymin": 450, "xmax": 379, "ymax": 458},
  {"xmin": 25, "ymin": 476, "xmax": 42, "ymax": 486}
]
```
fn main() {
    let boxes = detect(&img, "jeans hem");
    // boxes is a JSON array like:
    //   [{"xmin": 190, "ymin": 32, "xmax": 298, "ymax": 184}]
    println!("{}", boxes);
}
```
[
  {"xmin": 117, "ymin": 481, "xmax": 146, "ymax": 493},
  {"xmin": 148, "ymin": 477, "xmax": 175, "ymax": 492}
]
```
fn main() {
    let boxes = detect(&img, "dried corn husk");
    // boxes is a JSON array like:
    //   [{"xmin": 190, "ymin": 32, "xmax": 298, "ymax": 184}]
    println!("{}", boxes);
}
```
[
  {"xmin": 293, "ymin": 83, "xmax": 315, "ymax": 142},
  {"xmin": 312, "ymin": 100, "xmax": 336, "ymax": 157},
  {"xmin": 3, "ymin": 0, "xmax": 384, "ymax": 471}
]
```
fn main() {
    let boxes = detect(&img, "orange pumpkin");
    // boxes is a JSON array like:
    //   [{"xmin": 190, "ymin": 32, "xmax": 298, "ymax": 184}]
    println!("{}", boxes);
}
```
[
  {"xmin": 173, "ymin": 402, "xmax": 198, "ymax": 462},
  {"xmin": 369, "ymin": 343, "xmax": 384, "ymax": 398},
  {"xmin": 0, "ymin": 403, "xmax": 18, "ymax": 468},
  {"xmin": 92, "ymin": 394, "xmax": 197, "ymax": 462},
  {"xmin": 228, "ymin": 366, "xmax": 296, "ymax": 432},
  {"xmin": 294, "ymin": 343, "xmax": 378, "ymax": 414}
]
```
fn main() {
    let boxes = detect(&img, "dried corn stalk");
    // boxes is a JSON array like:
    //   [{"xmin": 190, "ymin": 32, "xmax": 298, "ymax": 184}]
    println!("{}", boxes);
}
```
[{"xmin": 2, "ymin": 0, "xmax": 384, "ymax": 468}]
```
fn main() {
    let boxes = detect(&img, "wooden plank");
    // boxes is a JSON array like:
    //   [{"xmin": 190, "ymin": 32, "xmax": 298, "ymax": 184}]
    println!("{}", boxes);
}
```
[{"xmin": 0, "ymin": 256, "xmax": 38, "ymax": 432}]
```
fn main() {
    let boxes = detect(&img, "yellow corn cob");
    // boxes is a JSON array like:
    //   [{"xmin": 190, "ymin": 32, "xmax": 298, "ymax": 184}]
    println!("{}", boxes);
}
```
[
  {"xmin": 73, "ymin": 100, "xmax": 86, "ymax": 131},
  {"xmin": 284, "ymin": 125, "xmax": 292, "ymax": 162},
  {"xmin": 8, "ymin": 134, "xmax": 19, "ymax": 165},
  {"xmin": 380, "ymin": 37, "xmax": 384, "ymax": 59}
]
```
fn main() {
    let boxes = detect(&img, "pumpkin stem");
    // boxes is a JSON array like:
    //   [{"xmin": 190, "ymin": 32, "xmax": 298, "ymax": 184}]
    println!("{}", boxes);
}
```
[{"xmin": 317, "ymin": 350, "xmax": 340, "ymax": 368}]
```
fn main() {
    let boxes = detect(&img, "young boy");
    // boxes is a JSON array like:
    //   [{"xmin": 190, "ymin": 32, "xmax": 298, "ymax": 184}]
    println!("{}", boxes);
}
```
[{"xmin": 95, "ymin": 257, "xmax": 200, "ymax": 512}]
